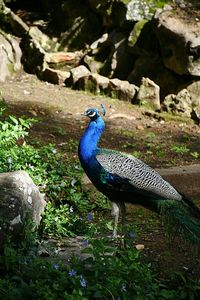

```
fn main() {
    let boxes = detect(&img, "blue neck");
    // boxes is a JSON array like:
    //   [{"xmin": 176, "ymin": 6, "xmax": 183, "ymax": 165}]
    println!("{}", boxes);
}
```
[{"xmin": 78, "ymin": 116, "xmax": 105, "ymax": 164}]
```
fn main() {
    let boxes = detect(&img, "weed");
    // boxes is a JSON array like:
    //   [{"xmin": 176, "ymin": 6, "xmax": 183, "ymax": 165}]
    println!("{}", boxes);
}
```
[
  {"xmin": 191, "ymin": 151, "xmax": 199, "ymax": 159},
  {"xmin": 41, "ymin": 202, "xmax": 78, "ymax": 237},
  {"xmin": 171, "ymin": 144, "xmax": 190, "ymax": 155},
  {"xmin": 132, "ymin": 150, "xmax": 141, "ymax": 158}
]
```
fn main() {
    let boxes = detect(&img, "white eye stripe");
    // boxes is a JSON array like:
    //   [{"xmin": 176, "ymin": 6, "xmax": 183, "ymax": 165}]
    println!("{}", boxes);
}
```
[{"xmin": 88, "ymin": 111, "xmax": 96, "ymax": 117}]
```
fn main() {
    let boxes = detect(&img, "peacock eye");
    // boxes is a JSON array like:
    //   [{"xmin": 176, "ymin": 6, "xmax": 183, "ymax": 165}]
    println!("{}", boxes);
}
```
[{"xmin": 88, "ymin": 111, "xmax": 96, "ymax": 118}]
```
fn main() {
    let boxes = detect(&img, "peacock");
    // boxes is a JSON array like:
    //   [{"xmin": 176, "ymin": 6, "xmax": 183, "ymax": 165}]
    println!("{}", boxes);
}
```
[{"xmin": 78, "ymin": 107, "xmax": 200, "ymax": 245}]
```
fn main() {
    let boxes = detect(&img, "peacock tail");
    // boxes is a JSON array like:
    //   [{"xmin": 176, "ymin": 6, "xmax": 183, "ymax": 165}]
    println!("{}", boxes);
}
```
[{"xmin": 157, "ymin": 195, "xmax": 200, "ymax": 246}]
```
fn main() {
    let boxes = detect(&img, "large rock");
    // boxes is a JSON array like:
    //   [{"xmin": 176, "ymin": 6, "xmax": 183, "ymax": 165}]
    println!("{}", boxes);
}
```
[
  {"xmin": 21, "ymin": 27, "xmax": 48, "ymax": 74},
  {"xmin": 0, "ymin": 171, "xmax": 46, "ymax": 247},
  {"xmin": 79, "ymin": 73, "xmax": 110, "ymax": 93},
  {"xmin": 0, "ymin": 31, "xmax": 22, "ymax": 82},
  {"xmin": 162, "ymin": 83, "xmax": 200, "ymax": 123},
  {"xmin": 126, "ymin": 0, "xmax": 155, "ymax": 21},
  {"xmin": 45, "ymin": 51, "xmax": 82, "ymax": 70},
  {"xmin": 89, "ymin": 0, "xmax": 156, "ymax": 29},
  {"xmin": 162, "ymin": 89, "xmax": 192, "ymax": 117},
  {"xmin": 0, "ymin": 4, "xmax": 29, "ymax": 37},
  {"xmin": 47, "ymin": 0, "xmax": 102, "ymax": 51},
  {"xmin": 41, "ymin": 67, "xmax": 70, "ymax": 85},
  {"xmin": 154, "ymin": 7, "xmax": 200, "ymax": 76},
  {"xmin": 186, "ymin": 81, "xmax": 200, "ymax": 108},
  {"xmin": 88, "ymin": 30, "xmax": 134, "ymax": 79},
  {"xmin": 109, "ymin": 78, "xmax": 138, "ymax": 102},
  {"xmin": 187, "ymin": 81, "xmax": 200, "ymax": 124},
  {"xmin": 137, "ymin": 77, "xmax": 160, "ymax": 110},
  {"xmin": 65, "ymin": 65, "xmax": 91, "ymax": 87}
]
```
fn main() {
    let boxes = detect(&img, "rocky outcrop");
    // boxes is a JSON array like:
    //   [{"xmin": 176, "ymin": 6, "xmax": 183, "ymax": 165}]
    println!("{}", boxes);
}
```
[
  {"xmin": 0, "ymin": 171, "xmax": 46, "ymax": 247},
  {"xmin": 0, "ymin": 30, "xmax": 22, "ymax": 82},
  {"xmin": 162, "ymin": 90, "xmax": 192, "ymax": 117},
  {"xmin": 187, "ymin": 81, "xmax": 200, "ymax": 124},
  {"xmin": 1, "ymin": 0, "xmax": 200, "ymax": 124},
  {"xmin": 65, "ymin": 65, "xmax": 139, "ymax": 102},
  {"xmin": 154, "ymin": 7, "xmax": 200, "ymax": 76},
  {"xmin": 162, "ymin": 81, "xmax": 200, "ymax": 124}
]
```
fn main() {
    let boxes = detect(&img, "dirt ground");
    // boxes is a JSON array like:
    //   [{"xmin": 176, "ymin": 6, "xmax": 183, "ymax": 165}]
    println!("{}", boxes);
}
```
[
  {"xmin": 1, "ymin": 72, "xmax": 200, "ymax": 280},
  {"xmin": 1, "ymin": 72, "xmax": 200, "ymax": 169}
]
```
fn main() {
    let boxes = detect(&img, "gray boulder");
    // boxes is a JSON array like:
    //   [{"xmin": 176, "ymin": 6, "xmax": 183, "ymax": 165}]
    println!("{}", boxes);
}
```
[
  {"xmin": 0, "ymin": 1, "xmax": 29, "ymax": 37},
  {"xmin": 162, "ymin": 83, "xmax": 200, "ymax": 123},
  {"xmin": 79, "ymin": 73, "xmax": 110, "ymax": 94},
  {"xmin": 0, "ymin": 171, "xmax": 46, "ymax": 247},
  {"xmin": 162, "ymin": 89, "xmax": 192, "ymax": 117},
  {"xmin": 109, "ymin": 78, "xmax": 138, "ymax": 102},
  {"xmin": 0, "ymin": 31, "xmax": 22, "ymax": 82},
  {"xmin": 65, "ymin": 65, "xmax": 91, "ymax": 87},
  {"xmin": 126, "ymin": 0, "xmax": 155, "ymax": 21},
  {"xmin": 187, "ymin": 81, "xmax": 200, "ymax": 109},
  {"xmin": 154, "ymin": 7, "xmax": 200, "ymax": 76},
  {"xmin": 187, "ymin": 81, "xmax": 200, "ymax": 124},
  {"xmin": 137, "ymin": 77, "xmax": 160, "ymax": 110}
]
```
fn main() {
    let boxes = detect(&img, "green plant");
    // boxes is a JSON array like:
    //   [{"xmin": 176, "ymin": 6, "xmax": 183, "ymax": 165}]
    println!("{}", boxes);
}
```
[
  {"xmin": 0, "ymin": 114, "xmax": 34, "ymax": 148},
  {"xmin": 132, "ymin": 150, "xmax": 141, "ymax": 158},
  {"xmin": 0, "ymin": 236, "xmax": 199, "ymax": 300},
  {"xmin": 170, "ymin": 144, "xmax": 190, "ymax": 155},
  {"xmin": 41, "ymin": 202, "xmax": 79, "ymax": 237},
  {"xmin": 190, "ymin": 151, "xmax": 199, "ymax": 159},
  {"xmin": 146, "ymin": 132, "xmax": 156, "ymax": 140}
]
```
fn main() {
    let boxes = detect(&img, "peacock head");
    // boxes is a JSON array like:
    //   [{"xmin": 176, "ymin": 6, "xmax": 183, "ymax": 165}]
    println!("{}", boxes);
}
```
[
  {"xmin": 83, "ymin": 108, "xmax": 101, "ymax": 121},
  {"xmin": 83, "ymin": 104, "xmax": 106, "ymax": 121}
]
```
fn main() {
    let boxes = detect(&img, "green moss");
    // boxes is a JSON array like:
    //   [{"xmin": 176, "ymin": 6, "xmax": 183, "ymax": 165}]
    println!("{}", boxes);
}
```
[
  {"xmin": 121, "ymin": 0, "xmax": 132, "ymax": 4},
  {"xmin": 159, "ymin": 111, "xmax": 194, "ymax": 124},
  {"xmin": 7, "ymin": 63, "xmax": 14, "ymax": 74},
  {"xmin": 129, "ymin": 19, "xmax": 148, "ymax": 47}
]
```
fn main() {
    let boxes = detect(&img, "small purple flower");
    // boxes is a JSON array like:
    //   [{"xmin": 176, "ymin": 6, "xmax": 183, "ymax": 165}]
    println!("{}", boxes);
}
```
[
  {"xmin": 87, "ymin": 213, "xmax": 93, "ymax": 222},
  {"xmin": 82, "ymin": 239, "xmax": 89, "ymax": 247},
  {"xmin": 80, "ymin": 275, "xmax": 87, "ymax": 288},
  {"xmin": 68, "ymin": 269, "xmax": 77, "ymax": 276},
  {"xmin": 53, "ymin": 263, "xmax": 59, "ymax": 270},
  {"xmin": 128, "ymin": 231, "xmax": 135, "ymax": 239}
]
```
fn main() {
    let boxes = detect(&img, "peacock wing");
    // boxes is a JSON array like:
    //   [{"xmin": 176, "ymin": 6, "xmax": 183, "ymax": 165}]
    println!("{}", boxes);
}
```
[{"xmin": 95, "ymin": 148, "xmax": 182, "ymax": 201}]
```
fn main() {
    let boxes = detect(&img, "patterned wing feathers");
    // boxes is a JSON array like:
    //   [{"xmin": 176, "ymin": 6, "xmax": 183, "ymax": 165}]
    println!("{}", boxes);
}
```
[{"xmin": 95, "ymin": 149, "xmax": 182, "ymax": 201}]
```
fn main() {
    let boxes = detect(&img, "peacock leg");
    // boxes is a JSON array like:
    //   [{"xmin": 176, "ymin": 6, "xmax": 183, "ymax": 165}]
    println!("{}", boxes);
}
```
[
  {"xmin": 119, "ymin": 202, "xmax": 126, "ymax": 235},
  {"xmin": 120, "ymin": 202, "xmax": 126, "ymax": 226},
  {"xmin": 111, "ymin": 202, "xmax": 119, "ymax": 238}
]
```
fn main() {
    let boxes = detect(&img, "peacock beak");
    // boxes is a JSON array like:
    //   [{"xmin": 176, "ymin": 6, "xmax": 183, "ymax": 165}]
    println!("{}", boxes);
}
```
[{"xmin": 82, "ymin": 111, "xmax": 88, "ymax": 116}]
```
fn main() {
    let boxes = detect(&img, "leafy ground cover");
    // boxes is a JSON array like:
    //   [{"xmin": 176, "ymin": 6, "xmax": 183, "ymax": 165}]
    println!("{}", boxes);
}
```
[{"xmin": 0, "ymin": 86, "xmax": 200, "ymax": 299}]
